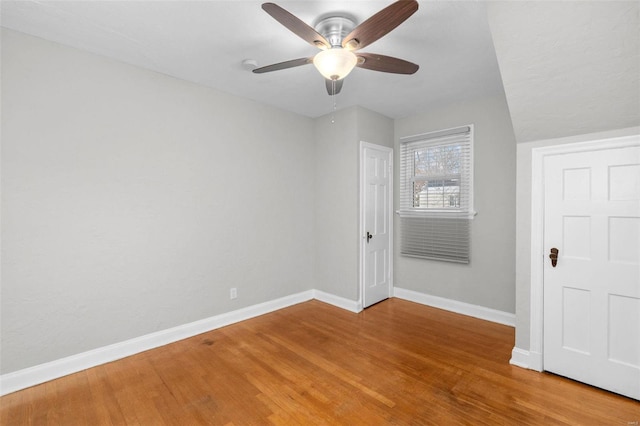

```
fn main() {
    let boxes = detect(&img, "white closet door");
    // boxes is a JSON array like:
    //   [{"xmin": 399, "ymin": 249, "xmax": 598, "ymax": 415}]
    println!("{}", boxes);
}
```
[{"xmin": 543, "ymin": 145, "xmax": 640, "ymax": 400}]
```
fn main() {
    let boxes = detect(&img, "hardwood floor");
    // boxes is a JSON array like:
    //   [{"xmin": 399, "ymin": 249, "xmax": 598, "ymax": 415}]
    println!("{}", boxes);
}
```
[{"xmin": 1, "ymin": 299, "xmax": 638, "ymax": 425}]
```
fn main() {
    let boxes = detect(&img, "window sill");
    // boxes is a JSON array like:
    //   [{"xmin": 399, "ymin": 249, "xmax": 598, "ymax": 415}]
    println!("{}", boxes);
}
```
[{"xmin": 396, "ymin": 209, "xmax": 477, "ymax": 219}]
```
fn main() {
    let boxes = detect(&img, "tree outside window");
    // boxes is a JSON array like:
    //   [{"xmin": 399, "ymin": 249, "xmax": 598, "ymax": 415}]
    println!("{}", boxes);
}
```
[{"xmin": 412, "ymin": 144, "xmax": 462, "ymax": 209}]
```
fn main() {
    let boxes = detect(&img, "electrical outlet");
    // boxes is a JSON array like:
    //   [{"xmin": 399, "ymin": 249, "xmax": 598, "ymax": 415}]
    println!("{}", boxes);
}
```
[{"xmin": 230, "ymin": 288, "xmax": 237, "ymax": 300}]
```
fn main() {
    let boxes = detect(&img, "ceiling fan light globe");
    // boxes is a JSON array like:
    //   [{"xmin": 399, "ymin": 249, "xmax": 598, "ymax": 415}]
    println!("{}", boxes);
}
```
[{"xmin": 313, "ymin": 48, "xmax": 357, "ymax": 81}]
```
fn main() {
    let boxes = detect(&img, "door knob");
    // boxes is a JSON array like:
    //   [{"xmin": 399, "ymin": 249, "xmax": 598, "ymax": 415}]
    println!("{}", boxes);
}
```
[
  {"xmin": 549, "ymin": 248, "xmax": 559, "ymax": 267},
  {"xmin": 366, "ymin": 231, "xmax": 373, "ymax": 243}
]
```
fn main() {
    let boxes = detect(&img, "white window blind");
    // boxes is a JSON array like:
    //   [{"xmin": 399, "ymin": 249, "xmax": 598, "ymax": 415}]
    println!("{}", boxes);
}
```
[{"xmin": 399, "ymin": 125, "xmax": 473, "ymax": 263}]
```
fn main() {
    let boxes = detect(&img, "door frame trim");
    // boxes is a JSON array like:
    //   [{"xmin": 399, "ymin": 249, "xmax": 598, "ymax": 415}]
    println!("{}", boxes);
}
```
[
  {"xmin": 529, "ymin": 134, "xmax": 639, "ymax": 372},
  {"xmin": 359, "ymin": 141, "xmax": 394, "ymax": 309}
]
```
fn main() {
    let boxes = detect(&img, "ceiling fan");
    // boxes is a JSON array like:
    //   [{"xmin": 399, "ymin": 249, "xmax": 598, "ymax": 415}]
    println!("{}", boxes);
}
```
[{"xmin": 253, "ymin": 0, "xmax": 420, "ymax": 96}]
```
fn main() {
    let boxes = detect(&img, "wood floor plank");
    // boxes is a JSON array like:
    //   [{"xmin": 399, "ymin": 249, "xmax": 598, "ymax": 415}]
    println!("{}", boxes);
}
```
[{"xmin": 1, "ymin": 298, "xmax": 638, "ymax": 425}]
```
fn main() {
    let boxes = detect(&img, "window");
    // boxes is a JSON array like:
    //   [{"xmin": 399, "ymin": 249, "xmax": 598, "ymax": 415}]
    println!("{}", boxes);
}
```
[{"xmin": 399, "ymin": 125, "xmax": 473, "ymax": 263}]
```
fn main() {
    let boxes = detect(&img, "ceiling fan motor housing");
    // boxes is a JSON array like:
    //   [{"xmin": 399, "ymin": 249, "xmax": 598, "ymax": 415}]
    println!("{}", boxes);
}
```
[{"xmin": 314, "ymin": 16, "xmax": 357, "ymax": 47}]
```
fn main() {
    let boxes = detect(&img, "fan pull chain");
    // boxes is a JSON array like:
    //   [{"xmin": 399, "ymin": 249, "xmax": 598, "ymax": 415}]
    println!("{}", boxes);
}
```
[{"xmin": 331, "ymin": 79, "xmax": 337, "ymax": 124}]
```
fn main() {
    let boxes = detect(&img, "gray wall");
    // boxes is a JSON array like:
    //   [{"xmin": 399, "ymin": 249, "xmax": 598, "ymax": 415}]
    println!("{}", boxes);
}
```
[
  {"xmin": 1, "ymin": 30, "xmax": 397, "ymax": 374},
  {"xmin": 356, "ymin": 108, "xmax": 395, "ymax": 151},
  {"xmin": 313, "ymin": 107, "xmax": 394, "ymax": 301},
  {"xmin": 313, "ymin": 108, "xmax": 359, "ymax": 300},
  {"xmin": 393, "ymin": 95, "xmax": 517, "ymax": 313},
  {"xmin": 1, "ymin": 27, "xmax": 511, "ymax": 376},
  {"xmin": 1, "ymin": 29, "xmax": 315, "ymax": 373}
]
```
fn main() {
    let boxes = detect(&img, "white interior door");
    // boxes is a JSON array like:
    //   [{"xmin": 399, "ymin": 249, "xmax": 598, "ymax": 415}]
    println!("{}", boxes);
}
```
[
  {"xmin": 361, "ymin": 142, "xmax": 392, "ymax": 308},
  {"xmin": 543, "ymin": 144, "xmax": 640, "ymax": 400}
]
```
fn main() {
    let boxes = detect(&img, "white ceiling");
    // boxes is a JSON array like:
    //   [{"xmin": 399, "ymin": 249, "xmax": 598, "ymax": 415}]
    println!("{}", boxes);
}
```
[{"xmin": 0, "ymin": 0, "xmax": 506, "ymax": 119}]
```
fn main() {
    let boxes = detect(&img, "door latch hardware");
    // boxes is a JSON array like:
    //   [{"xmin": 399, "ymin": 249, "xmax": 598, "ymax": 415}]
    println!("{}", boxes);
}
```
[
  {"xmin": 366, "ymin": 231, "xmax": 373, "ymax": 243},
  {"xmin": 549, "ymin": 248, "xmax": 559, "ymax": 267}
]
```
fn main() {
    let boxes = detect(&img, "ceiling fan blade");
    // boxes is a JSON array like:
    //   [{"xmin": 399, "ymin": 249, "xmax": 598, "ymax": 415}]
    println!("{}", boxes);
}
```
[
  {"xmin": 342, "ymin": 0, "xmax": 418, "ymax": 51},
  {"xmin": 262, "ymin": 3, "xmax": 331, "ymax": 50},
  {"xmin": 356, "ymin": 53, "xmax": 419, "ymax": 74},
  {"xmin": 325, "ymin": 79, "xmax": 344, "ymax": 96},
  {"xmin": 252, "ymin": 57, "xmax": 313, "ymax": 74}
]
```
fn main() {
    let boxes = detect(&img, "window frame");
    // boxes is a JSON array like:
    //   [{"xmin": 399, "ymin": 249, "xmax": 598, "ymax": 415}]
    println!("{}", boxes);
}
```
[
  {"xmin": 399, "ymin": 125, "xmax": 474, "ymax": 218},
  {"xmin": 398, "ymin": 125, "xmax": 475, "ymax": 263}
]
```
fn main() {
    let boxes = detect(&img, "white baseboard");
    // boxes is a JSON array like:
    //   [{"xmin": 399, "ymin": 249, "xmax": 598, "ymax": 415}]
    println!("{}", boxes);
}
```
[
  {"xmin": 509, "ymin": 347, "xmax": 531, "ymax": 368},
  {"xmin": 393, "ymin": 287, "xmax": 515, "ymax": 327},
  {"xmin": 1, "ymin": 289, "xmax": 508, "ymax": 396},
  {"xmin": 509, "ymin": 347, "xmax": 543, "ymax": 371},
  {"xmin": 313, "ymin": 289, "xmax": 362, "ymax": 313},
  {"xmin": 0, "ymin": 290, "xmax": 316, "ymax": 396}
]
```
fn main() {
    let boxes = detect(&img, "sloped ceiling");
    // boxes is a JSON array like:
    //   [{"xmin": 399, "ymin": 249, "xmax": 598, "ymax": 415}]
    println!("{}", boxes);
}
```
[
  {"xmin": 487, "ymin": 1, "xmax": 640, "ymax": 143},
  {"xmin": 0, "ymin": 0, "xmax": 505, "ymax": 119},
  {"xmin": 3, "ymin": 0, "xmax": 638, "ymax": 140}
]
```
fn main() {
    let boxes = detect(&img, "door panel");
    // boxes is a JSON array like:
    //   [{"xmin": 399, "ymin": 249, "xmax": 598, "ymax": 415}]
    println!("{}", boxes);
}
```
[
  {"xmin": 362, "ymin": 144, "xmax": 392, "ymax": 308},
  {"xmin": 543, "ymin": 145, "xmax": 640, "ymax": 400}
]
